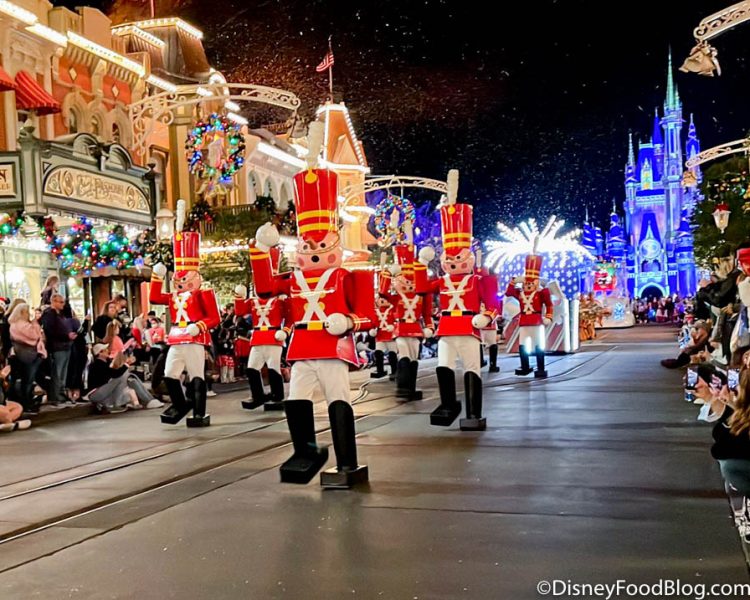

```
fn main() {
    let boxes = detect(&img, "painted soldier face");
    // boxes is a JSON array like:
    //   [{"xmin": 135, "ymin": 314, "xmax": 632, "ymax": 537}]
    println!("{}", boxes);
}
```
[
  {"xmin": 523, "ymin": 279, "xmax": 539, "ymax": 294},
  {"xmin": 295, "ymin": 231, "xmax": 343, "ymax": 270},
  {"xmin": 440, "ymin": 248, "xmax": 475, "ymax": 275},
  {"xmin": 393, "ymin": 274, "xmax": 415, "ymax": 295},
  {"xmin": 173, "ymin": 270, "xmax": 202, "ymax": 293},
  {"xmin": 376, "ymin": 296, "xmax": 392, "ymax": 308}
]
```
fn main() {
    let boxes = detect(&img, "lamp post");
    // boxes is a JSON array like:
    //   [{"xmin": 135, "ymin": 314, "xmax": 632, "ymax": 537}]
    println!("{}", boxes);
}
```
[
  {"xmin": 155, "ymin": 204, "xmax": 175, "ymax": 242},
  {"xmin": 713, "ymin": 202, "xmax": 731, "ymax": 233}
]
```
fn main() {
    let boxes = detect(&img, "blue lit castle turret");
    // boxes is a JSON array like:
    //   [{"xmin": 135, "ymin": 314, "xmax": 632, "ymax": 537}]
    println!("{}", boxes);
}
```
[{"xmin": 598, "ymin": 53, "xmax": 702, "ymax": 299}]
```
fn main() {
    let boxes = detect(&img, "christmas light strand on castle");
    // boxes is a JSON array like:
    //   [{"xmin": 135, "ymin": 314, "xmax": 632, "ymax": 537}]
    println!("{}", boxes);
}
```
[{"xmin": 485, "ymin": 216, "xmax": 594, "ymax": 296}]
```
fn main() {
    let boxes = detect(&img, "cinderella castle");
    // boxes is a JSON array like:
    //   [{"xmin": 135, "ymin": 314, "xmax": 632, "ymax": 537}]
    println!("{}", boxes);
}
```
[{"xmin": 583, "ymin": 54, "xmax": 703, "ymax": 299}]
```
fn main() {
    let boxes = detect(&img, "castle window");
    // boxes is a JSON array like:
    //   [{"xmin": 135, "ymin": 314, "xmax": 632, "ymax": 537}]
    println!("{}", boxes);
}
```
[{"xmin": 641, "ymin": 159, "xmax": 653, "ymax": 190}]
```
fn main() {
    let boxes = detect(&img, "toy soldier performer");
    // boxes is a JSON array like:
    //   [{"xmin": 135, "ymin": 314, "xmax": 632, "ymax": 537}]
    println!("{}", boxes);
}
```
[
  {"xmin": 234, "ymin": 247, "xmax": 289, "ymax": 411},
  {"xmin": 150, "ymin": 199, "xmax": 221, "ymax": 427},
  {"xmin": 378, "ymin": 243, "xmax": 433, "ymax": 400},
  {"xmin": 504, "ymin": 244, "xmax": 553, "ymax": 379},
  {"xmin": 252, "ymin": 121, "xmax": 375, "ymax": 488},
  {"xmin": 415, "ymin": 170, "xmax": 499, "ymax": 431}
]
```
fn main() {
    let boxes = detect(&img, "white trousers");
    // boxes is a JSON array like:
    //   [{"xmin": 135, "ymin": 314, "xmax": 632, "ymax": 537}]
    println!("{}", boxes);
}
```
[
  {"xmin": 438, "ymin": 336, "xmax": 480, "ymax": 375},
  {"xmin": 396, "ymin": 337, "xmax": 420, "ymax": 361},
  {"xmin": 519, "ymin": 325, "xmax": 546, "ymax": 352},
  {"xmin": 375, "ymin": 340, "xmax": 398, "ymax": 353},
  {"xmin": 480, "ymin": 329, "xmax": 497, "ymax": 345},
  {"xmin": 164, "ymin": 344, "xmax": 205, "ymax": 380},
  {"xmin": 288, "ymin": 359, "xmax": 351, "ymax": 405},
  {"xmin": 248, "ymin": 345, "xmax": 282, "ymax": 372}
]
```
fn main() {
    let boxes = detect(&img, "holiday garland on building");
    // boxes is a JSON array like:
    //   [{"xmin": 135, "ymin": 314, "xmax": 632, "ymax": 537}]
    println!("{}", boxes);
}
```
[
  {"xmin": 186, "ymin": 199, "xmax": 217, "ymax": 231},
  {"xmin": 0, "ymin": 210, "xmax": 25, "ymax": 240},
  {"xmin": 40, "ymin": 216, "xmax": 146, "ymax": 275},
  {"xmin": 139, "ymin": 228, "xmax": 175, "ymax": 272}
]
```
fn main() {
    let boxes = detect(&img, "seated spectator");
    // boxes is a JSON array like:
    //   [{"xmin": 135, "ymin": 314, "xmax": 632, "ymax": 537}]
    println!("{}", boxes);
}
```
[
  {"xmin": 86, "ymin": 345, "xmax": 163, "ymax": 413},
  {"xmin": 104, "ymin": 320, "xmax": 125, "ymax": 358},
  {"xmin": 8, "ymin": 302, "xmax": 46, "ymax": 413},
  {"xmin": 661, "ymin": 320, "xmax": 711, "ymax": 369},
  {"xmin": 0, "ymin": 364, "xmax": 30, "ymax": 432}
]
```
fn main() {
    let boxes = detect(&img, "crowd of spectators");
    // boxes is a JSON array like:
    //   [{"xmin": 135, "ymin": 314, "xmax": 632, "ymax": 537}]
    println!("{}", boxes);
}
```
[{"xmin": 664, "ymin": 248, "xmax": 750, "ymax": 545}]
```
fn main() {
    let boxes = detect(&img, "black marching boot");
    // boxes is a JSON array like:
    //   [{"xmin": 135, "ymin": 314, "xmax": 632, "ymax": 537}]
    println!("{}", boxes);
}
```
[
  {"xmin": 370, "ymin": 350, "xmax": 388, "ymax": 378},
  {"xmin": 395, "ymin": 357, "xmax": 413, "ymax": 400},
  {"xmin": 515, "ymin": 345, "xmax": 533, "ymax": 376},
  {"xmin": 480, "ymin": 345, "xmax": 487, "ymax": 368},
  {"xmin": 186, "ymin": 377, "xmax": 211, "ymax": 427},
  {"xmin": 320, "ymin": 400, "xmax": 369, "ymax": 489},
  {"xmin": 460, "ymin": 371, "xmax": 486, "ymax": 431},
  {"xmin": 242, "ymin": 368, "xmax": 267, "ymax": 410},
  {"xmin": 430, "ymin": 367, "xmax": 462, "ymax": 426},
  {"xmin": 387, "ymin": 351, "xmax": 398, "ymax": 381},
  {"xmin": 264, "ymin": 369, "xmax": 286, "ymax": 411},
  {"xmin": 160, "ymin": 377, "xmax": 193, "ymax": 424},
  {"xmin": 488, "ymin": 344, "xmax": 500, "ymax": 373},
  {"xmin": 280, "ymin": 399, "xmax": 329, "ymax": 484},
  {"xmin": 534, "ymin": 349, "xmax": 548, "ymax": 379},
  {"xmin": 409, "ymin": 360, "xmax": 423, "ymax": 400}
]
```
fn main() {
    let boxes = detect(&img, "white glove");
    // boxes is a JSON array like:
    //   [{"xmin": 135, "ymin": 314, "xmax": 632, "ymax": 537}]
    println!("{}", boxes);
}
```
[
  {"xmin": 324, "ymin": 312, "xmax": 353, "ymax": 336},
  {"xmin": 368, "ymin": 328, "xmax": 378, "ymax": 337},
  {"xmin": 418, "ymin": 246, "xmax": 435, "ymax": 265},
  {"xmin": 543, "ymin": 317, "xmax": 552, "ymax": 326},
  {"xmin": 186, "ymin": 323, "xmax": 201, "ymax": 337},
  {"xmin": 152, "ymin": 263, "xmax": 167, "ymax": 279},
  {"xmin": 274, "ymin": 330, "xmax": 288, "ymax": 342},
  {"xmin": 422, "ymin": 327, "xmax": 434, "ymax": 339},
  {"xmin": 388, "ymin": 264, "xmax": 402, "ymax": 276},
  {"xmin": 255, "ymin": 223, "xmax": 280, "ymax": 251},
  {"xmin": 234, "ymin": 284, "xmax": 247, "ymax": 298},
  {"xmin": 472, "ymin": 314, "xmax": 491, "ymax": 329},
  {"xmin": 512, "ymin": 276, "xmax": 523, "ymax": 284}
]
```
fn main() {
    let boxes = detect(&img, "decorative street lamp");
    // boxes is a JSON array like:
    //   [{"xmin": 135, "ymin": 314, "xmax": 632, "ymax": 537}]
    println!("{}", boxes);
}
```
[
  {"xmin": 713, "ymin": 202, "xmax": 731, "ymax": 233},
  {"xmin": 155, "ymin": 204, "xmax": 175, "ymax": 242}
]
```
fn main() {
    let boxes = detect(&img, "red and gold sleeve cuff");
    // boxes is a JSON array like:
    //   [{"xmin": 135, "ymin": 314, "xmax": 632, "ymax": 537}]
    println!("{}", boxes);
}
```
[
  {"xmin": 349, "ymin": 314, "xmax": 365, "ymax": 331},
  {"xmin": 197, "ymin": 321, "xmax": 208, "ymax": 332}
]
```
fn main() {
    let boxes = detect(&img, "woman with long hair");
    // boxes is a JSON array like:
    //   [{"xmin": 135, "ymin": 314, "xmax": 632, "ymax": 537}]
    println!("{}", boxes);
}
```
[
  {"xmin": 8, "ymin": 302, "xmax": 46, "ymax": 413},
  {"xmin": 40, "ymin": 275, "xmax": 59, "ymax": 307},
  {"xmin": 104, "ymin": 320, "xmax": 124, "ymax": 358}
]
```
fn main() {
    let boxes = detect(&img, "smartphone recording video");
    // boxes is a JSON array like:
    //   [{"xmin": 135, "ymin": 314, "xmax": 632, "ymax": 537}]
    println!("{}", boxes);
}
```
[
  {"xmin": 728, "ymin": 368, "xmax": 740, "ymax": 393},
  {"xmin": 685, "ymin": 366, "xmax": 698, "ymax": 390}
]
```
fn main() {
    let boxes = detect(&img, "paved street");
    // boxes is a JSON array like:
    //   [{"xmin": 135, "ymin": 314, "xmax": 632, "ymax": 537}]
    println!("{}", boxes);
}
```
[{"xmin": 0, "ymin": 326, "xmax": 746, "ymax": 599}]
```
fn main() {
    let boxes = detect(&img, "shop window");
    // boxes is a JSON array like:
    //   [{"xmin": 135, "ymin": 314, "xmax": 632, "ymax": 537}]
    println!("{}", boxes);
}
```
[
  {"xmin": 68, "ymin": 110, "xmax": 78, "ymax": 134},
  {"xmin": 91, "ymin": 115, "xmax": 103, "ymax": 137},
  {"xmin": 112, "ymin": 123, "xmax": 120, "ymax": 144}
]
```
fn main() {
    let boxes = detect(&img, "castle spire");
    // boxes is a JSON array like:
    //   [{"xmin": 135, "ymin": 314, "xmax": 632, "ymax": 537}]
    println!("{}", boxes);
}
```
[
  {"xmin": 665, "ymin": 49, "xmax": 679, "ymax": 111},
  {"xmin": 612, "ymin": 197, "xmax": 617, "ymax": 214},
  {"xmin": 652, "ymin": 109, "xmax": 663, "ymax": 146},
  {"xmin": 627, "ymin": 132, "xmax": 635, "ymax": 166}
]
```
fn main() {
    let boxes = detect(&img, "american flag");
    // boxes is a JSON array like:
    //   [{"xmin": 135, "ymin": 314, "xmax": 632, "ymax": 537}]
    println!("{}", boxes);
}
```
[{"xmin": 316, "ymin": 50, "xmax": 334, "ymax": 73}]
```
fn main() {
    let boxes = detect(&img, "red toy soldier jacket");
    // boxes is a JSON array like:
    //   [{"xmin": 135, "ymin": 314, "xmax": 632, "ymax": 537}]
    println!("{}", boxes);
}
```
[
  {"xmin": 251, "ymin": 248, "xmax": 375, "ymax": 366},
  {"xmin": 415, "ymin": 265, "xmax": 498, "ymax": 338},
  {"xmin": 234, "ymin": 295, "xmax": 289, "ymax": 347},
  {"xmin": 149, "ymin": 279, "xmax": 221, "ymax": 346},
  {"xmin": 373, "ymin": 304, "xmax": 397, "ymax": 343},
  {"xmin": 378, "ymin": 271, "xmax": 433, "ymax": 338},
  {"xmin": 504, "ymin": 283, "xmax": 553, "ymax": 327}
]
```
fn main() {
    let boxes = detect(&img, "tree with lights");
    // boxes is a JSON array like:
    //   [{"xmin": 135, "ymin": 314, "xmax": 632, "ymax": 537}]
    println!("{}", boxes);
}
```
[{"xmin": 692, "ymin": 157, "xmax": 750, "ymax": 268}]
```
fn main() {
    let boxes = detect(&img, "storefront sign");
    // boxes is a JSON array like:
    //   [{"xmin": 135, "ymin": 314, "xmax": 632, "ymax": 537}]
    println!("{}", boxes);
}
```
[
  {"xmin": 0, "ymin": 164, "xmax": 15, "ymax": 197},
  {"xmin": 43, "ymin": 167, "xmax": 149, "ymax": 214}
]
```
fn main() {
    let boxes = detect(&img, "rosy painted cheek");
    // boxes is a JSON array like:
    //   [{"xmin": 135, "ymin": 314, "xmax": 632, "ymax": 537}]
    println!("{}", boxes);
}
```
[
  {"xmin": 327, "ymin": 254, "xmax": 336, "ymax": 264},
  {"xmin": 460, "ymin": 262, "xmax": 467, "ymax": 271}
]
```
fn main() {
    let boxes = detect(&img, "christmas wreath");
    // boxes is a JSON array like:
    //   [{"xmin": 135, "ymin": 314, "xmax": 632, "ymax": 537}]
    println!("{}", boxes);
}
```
[{"xmin": 372, "ymin": 194, "xmax": 415, "ymax": 247}]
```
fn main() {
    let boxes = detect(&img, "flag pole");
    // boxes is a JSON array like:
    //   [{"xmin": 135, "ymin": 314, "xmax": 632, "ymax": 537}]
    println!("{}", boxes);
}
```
[{"xmin": 328, "ymin": 35, "xmax": 333, "ymax": 102}]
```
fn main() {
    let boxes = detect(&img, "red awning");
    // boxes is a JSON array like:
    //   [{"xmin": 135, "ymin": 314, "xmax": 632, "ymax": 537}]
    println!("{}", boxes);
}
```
[
  {"xmin": 15, "ymin": 70, "xmax": 60, "ymax": 115},
  {"xmin": 0, "ymin": 66, "xmax": 14, "ymax": 92}
]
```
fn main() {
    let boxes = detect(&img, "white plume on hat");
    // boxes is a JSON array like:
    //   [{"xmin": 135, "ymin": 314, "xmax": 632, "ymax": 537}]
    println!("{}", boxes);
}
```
[
  {"xmin": 175, "ymin": 198, "xmax": 186, "ymax": 232},
  {"xmin": 446, "ymin": 169, "xmax": 459, "ymax": 205},
  {"xmin": 306, "ymin": 121, "xmax": 325, "ymax": 169}
]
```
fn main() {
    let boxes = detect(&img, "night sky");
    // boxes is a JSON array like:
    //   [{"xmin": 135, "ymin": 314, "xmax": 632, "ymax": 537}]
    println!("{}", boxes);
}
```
[{"xmin": 62, "ymin": 1, "xmax": 750, "ymax": 239}]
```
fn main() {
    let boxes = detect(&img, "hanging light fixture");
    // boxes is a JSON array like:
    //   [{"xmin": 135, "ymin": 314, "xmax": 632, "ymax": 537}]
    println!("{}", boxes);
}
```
[{"xmin": 713, "ymin": 202, "xmax": 731, "ymax": 234}]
